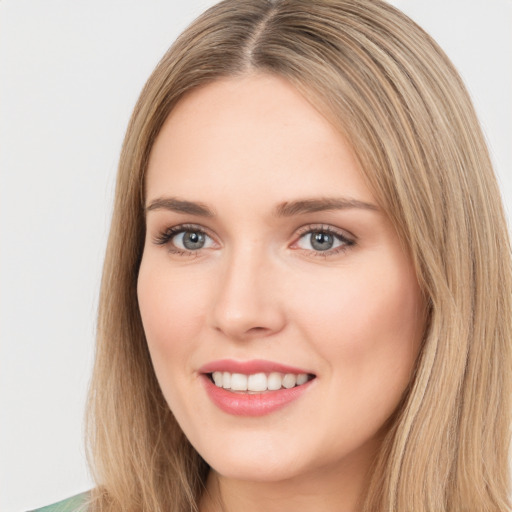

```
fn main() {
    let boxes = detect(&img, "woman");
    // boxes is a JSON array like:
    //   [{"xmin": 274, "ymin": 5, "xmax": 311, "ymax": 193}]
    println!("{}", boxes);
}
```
[{"xmin": 35, "ymin": 0, "xmax": 512, "ymax": 510}]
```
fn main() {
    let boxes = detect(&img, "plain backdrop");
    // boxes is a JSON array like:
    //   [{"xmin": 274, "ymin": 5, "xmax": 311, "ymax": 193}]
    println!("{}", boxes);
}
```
[{"xmin": 1, "ymin": 1, "xmax": 511, "ymax": 510}]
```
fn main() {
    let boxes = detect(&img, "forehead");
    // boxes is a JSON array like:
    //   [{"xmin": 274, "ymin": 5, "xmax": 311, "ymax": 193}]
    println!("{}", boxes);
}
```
[{"xmin": 145, "ymin": 73, "xmax": 374, "ymax": 208}]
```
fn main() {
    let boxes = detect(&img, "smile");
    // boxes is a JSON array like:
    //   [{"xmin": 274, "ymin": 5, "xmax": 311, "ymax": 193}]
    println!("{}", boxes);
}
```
[
  {"xmin": 210, "ymin": 371, "xmax": 312, "ymax": 392},
  {"xmin": 199, "ymin": 360, "xmax": 316, "ymax": 416}
]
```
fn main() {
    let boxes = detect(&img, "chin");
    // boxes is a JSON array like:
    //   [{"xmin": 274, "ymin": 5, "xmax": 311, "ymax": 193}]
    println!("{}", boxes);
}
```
[{"xmin": 195, "ymin": 436, "xmax": 309, "ymax": 482}]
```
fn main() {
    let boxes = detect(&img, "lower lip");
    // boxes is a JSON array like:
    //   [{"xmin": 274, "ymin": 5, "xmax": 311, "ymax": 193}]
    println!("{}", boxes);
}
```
[{"xmin": 201, "ymin": 375, "xmax": 314, "ymax": 416}]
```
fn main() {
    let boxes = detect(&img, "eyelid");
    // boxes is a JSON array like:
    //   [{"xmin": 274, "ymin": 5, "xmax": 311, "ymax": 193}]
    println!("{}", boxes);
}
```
[
  {"xmin": 291, "ymin": 223, "xmax": 356, "ymax": 257},
  {"xmin": 294, "ymin": 223, "xmax": 356, "ymax": 242},
  {"xmin": 152, "ymin": 223, "xmax": 218, "ymax": 251},
  {"xmin": 151, "ymin": 222, "xmax": 356, "ymax": 258}
]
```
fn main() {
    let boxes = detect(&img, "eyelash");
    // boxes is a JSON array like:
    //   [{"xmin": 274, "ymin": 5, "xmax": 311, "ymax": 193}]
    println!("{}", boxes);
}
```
[
  {"xmin": 152, "ymin": 223, "xmax": 356, "ymax": 258},
  {"xmin": 153, "ymin": 223, "xmax": 213, "ymax": 257},
  {"xmin": 294, "ymin": 224, "xmax": 355, "ymax": 258}
]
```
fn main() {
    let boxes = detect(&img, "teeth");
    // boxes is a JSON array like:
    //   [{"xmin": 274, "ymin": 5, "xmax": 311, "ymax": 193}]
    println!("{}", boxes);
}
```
[
  {"xmin": 296, "ymin": 373, "xmax": 308, "ymax": 385},
  {"xmin": 211, "ymin": 371, "xmax": 311, "ymax": 392},
  {"xmin": 247, "ymin": 373, "xmax": 267, "ymax": 392},
  {"xmin": 267, "ymin": 372, "xmax": 282, "ymax": 391},
  {"xmin": 282, "ymin": 373, "xmax": 297, "ymax": 389},
  {"xmin": 230, "ymin": 373, "xmax": 247, "ymax": 391},
  {"xmin": 212, "ymin": 372, "xmax": 223, "ymax": 387},
  {"xmin": 222, "ymin": 371, "xmax": 231, "ymax": 389}
]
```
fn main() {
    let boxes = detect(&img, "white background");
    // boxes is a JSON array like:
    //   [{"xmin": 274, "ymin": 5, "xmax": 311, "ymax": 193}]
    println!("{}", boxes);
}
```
[{"xmin": 1, "ymin": 1, "xmax": 511, "ymax": 510}]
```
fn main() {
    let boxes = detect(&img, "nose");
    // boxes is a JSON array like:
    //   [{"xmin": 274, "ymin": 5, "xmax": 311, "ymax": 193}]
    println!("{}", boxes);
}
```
[{"xmin": 209, "ymin": 245, "xmax": 286, "ymax": 341}]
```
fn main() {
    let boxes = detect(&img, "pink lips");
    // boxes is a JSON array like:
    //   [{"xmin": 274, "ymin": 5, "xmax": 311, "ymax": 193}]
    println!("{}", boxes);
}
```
[
  {"xmin": 199, "ymin": 359, "xmax": 315, "ymax": 417},
  {"xmin": 199, "ymin": 359, "xmax": 311, "ymax": 375}
]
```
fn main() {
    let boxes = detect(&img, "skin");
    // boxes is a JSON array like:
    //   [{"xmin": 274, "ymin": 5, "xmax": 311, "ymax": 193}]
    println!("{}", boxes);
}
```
[{"xmin": 137, "ymin": 73, "xmax": 426, "ymax": 512}]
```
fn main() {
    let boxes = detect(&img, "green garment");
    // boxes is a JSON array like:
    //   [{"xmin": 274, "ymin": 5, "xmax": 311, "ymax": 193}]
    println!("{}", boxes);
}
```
[{"xmin": 29, "ymin": 492, "xmax": 89, "ymax": 512}]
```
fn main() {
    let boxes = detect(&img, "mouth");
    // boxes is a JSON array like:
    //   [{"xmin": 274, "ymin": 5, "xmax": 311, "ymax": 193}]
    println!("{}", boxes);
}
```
[
  {"xmin": 206, "ymin": 371, "xmax": 315, "ymax": 393},
  {"xmin": 199, "ymin": 359, "xmax": 316, "ymax": 416}
]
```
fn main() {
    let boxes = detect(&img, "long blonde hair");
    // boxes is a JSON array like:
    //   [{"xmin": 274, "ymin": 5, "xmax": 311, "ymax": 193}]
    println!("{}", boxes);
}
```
[{"xmin": 86, "ymin": 1, "xmax": 512, "ymax": 510}]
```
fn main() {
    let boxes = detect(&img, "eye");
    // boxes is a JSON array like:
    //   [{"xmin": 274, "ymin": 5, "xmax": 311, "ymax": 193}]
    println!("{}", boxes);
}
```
[
  {"xmin": 174, "ymin": 230, "xmax": 210, "ymax": 250},
  {"xmin": 153, "ymin": 224, "xmax": 216, "ymax": 254},
  {"xmin": 294, "ymin": 226, "xmax": 355, "ymax": 255}
]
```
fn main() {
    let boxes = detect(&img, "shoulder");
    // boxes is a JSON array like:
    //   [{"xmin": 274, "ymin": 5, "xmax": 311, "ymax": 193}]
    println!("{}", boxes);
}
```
[{"xmin": 28, "ymin": 492, "xmax": 90, "ymax": 512}]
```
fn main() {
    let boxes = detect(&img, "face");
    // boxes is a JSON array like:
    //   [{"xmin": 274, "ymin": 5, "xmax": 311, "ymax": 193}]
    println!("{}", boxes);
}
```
[{"xmin": 138, "ymin": 74, "xmax": 425, "ymax": 486}]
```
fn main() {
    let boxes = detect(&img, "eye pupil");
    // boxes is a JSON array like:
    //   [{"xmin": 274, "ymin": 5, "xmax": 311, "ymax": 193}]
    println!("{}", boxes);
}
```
[
  {"xmin": 183, "ymin": 231, "xmax": 205, "ymax": 250},
  {"xmin": 311, "ymin": 232, "xmax": 334, "ymax": 251}
]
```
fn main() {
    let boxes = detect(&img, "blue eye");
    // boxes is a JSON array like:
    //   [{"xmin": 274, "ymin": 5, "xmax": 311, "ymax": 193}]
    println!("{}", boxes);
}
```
[
  {"xmin": 174, "ymin": 230, "xmax": 208, "ymax": 250},
  {"xmin": 296, "ymin": 227, "xmax": 354, "ymax": 254},
  {"xmin": 154, "ymin": 225, "xmax": 215, "ymax": 253},
  {"xmin": 309, "ymin": 232, "xmax": 335, "ymax": 251}
]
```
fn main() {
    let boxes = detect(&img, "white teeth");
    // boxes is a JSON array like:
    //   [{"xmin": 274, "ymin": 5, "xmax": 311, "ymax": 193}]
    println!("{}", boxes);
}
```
[
  {"xmin": 222, "ymin": 371, "xmax": 231, "ymax": 389},
  {"xmin": 282, "ymin": 373, "xmax": 297, "ymax": 389},
  {"xmin": 211, "ymin": 371, "xmax": 311, "ymax": 392},
  {"xmin": 267, "ymin": 372, "xmax": 282, "ymax": 391},
  {"xmin": 247, "ymin": 373, "xmax": 267, "ymax": 392},
  {"xmin": 212, "ymin": 371, "xmax": 223, "ymax": 387},
  {"xmin": 230, "ymin": 373, "xmax": 248, "ymax": 391},
  {"xmin": 296, "ymin": 373, "xmax": 308, "ymax": 385}
]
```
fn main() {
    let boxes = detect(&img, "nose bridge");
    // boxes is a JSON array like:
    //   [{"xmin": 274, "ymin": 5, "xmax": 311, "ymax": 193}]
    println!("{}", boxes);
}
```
[{"xmin": 210, "ymin": 241, "xmax": 285, "ymax": 339}]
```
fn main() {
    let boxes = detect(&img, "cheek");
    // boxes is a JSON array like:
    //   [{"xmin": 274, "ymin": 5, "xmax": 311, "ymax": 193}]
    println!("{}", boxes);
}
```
[
  {"xmin": 296, "ymin": 261, "xmax": 421, "ymax": 341},
  {"xmin": 291, "ymin": 253, "xmax": 424, "ymax": 410},
  {"xmin": 137, "ymin": 257, "xmax": 207, "ymax": 372}
]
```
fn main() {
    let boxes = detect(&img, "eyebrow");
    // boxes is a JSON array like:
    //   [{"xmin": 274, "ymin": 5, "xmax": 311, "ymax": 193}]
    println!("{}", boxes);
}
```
[
  {"xmin": 274, "ymin": 197, "xmax": 379, "ymax": 216},
  {"xmin": 145, "ymin": 196, "xmax": 379, "ymax": 217},
  {"xmin": 145, "ymin": 197, "xmax": 215, "ymax": 217}
]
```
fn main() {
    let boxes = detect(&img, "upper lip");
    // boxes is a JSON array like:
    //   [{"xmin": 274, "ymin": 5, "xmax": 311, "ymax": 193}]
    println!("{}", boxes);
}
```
[{"xmin": 199, "ymin": 359, "xmax": 314, "ymax": 375}]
